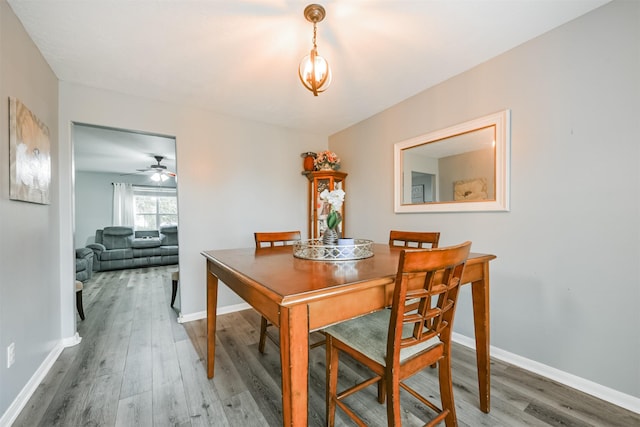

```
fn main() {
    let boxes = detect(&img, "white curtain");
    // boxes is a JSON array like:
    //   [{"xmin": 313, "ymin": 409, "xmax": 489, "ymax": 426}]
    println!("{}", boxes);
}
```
[{"xmin": 112, "ymin": 182, "xmax": 134, "ymax": 226}]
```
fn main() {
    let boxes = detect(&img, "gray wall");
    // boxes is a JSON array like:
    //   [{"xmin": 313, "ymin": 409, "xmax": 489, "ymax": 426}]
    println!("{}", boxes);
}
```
[
  {"xmin": 330, "ymin": 0, "xmax": 639, "ymax": 399},
  {"xmin": 0, "ymin": 0, "xmax": 60, "ymax": 418},
  {"xmin": 74, "ymin": 172, "xmax": 115, "ymax": 247}
]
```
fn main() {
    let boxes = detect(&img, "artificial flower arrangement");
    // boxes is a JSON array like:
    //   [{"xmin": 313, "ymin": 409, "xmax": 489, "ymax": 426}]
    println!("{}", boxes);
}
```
[
  {"xmin": 314, "ymin": 150, "xmax": 341, "ymax": 170},
  {"xmin": 320, "ymin": 188, "xmax": 345, "ymax": 231}
]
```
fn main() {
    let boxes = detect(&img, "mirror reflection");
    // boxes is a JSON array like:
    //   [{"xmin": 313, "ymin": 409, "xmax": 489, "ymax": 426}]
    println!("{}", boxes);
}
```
[
  {"xmin": 402, "ymin": 127, "xmax": 495, "ymax": 204},
  {"xmin": 394, "ymin": 110, "xmax": 510, "ymax": 213}
]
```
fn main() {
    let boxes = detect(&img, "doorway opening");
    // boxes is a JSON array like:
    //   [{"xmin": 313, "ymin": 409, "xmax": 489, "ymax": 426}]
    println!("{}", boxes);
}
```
[
  {"xmin": 72, "ymin": 123, "xmax": 180, "ymax": 310},
  {"xmin": 411, "ymin": 171, "xmax": 436, "ymax": 203}
]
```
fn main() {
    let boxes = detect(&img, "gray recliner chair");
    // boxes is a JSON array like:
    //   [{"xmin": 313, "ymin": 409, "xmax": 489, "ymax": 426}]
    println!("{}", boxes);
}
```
[
  {"xmin": 159, "ymin": 225, "xmax": 179, "ymax": 265},
  {"xmin": 75, "ymin": 248, "xmax": 94, "ymax": 282}
]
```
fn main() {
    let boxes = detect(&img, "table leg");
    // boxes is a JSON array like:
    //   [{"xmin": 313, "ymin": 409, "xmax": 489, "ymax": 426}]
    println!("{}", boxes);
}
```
[
  {"xmin": 207, "ymin": 266, "xmax": 219, "ymax": 379},
  {"xmin": 470, "ymin": 263, "xmax": 491, "ymax": 413},
  {"xmin": 279, "ymin": 305, "xmax": 309, "ymax": 426}
]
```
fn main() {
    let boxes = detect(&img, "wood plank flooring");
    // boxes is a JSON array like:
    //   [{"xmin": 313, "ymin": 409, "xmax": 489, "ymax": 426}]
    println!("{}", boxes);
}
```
[{"xmin": 12, "ymin": 266, "xmax": 639, "ymax": 426}]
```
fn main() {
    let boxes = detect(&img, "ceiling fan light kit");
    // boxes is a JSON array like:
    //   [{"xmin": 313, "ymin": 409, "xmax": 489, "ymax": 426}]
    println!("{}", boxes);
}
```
[
  {"xmin": 299, "ymin": 4, "xmax": 332, "ymax": 96},
  {"xmin": 150, "ymin": 172, "xmax": 169, "ymax": 182}
]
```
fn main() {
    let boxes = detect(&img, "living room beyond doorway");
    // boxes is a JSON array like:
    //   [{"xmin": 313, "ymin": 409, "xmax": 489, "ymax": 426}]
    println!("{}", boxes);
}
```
[{"xmin": 72, "ymin": 123, "xmax": 180, "ymax": 312}]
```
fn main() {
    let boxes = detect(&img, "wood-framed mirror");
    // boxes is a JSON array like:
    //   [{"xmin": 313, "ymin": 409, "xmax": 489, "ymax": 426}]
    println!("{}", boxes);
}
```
[{"xmin": 394, "ymin": 110, "xmax": 510, "ymax": 213}]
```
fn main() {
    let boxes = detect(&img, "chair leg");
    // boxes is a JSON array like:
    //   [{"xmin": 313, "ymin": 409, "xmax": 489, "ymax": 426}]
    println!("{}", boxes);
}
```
[
  {"xmin": 438, "ymin": 354, "xmax": 457, "ymax": 427},
  {"xmin": 326, "ymin": 336, "xmax": 339, "ymax": 427},
  {"xmin": 385, "ymin": 369, "xmax": 402, "ymax": 427},
  {"xmin": 378, "ymin": 380, "xmax": 386, "ymax": 404},
  {"xmin": 76, "ymin": 290, "xmax": 85, "ymax": 321},
  {"xmin": 258, "ymin": 316, "xmax": 269, "ymax": 354},
  {"xmin": 171, "ymin": 279, "xmax": 178, "ymax": 307}
]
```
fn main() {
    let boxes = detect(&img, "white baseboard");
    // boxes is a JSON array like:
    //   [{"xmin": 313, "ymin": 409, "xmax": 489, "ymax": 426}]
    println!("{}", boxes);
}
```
[
  {"xmin": 0, "ymin": 339, "xmax": 67, "ymax": 427},
  {"xmin": 177, "ymin": 302, "xmax": 251, "ymax": 324},
  {"xmin": 217, "ymin": 302, "xmax": 251, "ymax": 315},
  {"xmin": 451, "ymin": 332, "xmax": 640, "ymax": 415},
  {"xmin": 177, "ymin": 310, "xmax": 204, "ymax": 323},
  {"xmin": 61, "ymin": 332, "xmax": 82, "ymax": 347}
]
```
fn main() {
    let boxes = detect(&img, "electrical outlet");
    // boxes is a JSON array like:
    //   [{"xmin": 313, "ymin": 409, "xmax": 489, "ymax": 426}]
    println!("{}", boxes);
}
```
[{"xmin": 7, "ymin": 342, "xmax": 15, "ymax": 368}]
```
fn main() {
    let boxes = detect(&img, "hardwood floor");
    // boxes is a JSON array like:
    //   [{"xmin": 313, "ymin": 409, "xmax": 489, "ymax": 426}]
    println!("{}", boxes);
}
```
[{"xmin": 12, "ymin": 266, "xmax": 639, "ymax": 426}]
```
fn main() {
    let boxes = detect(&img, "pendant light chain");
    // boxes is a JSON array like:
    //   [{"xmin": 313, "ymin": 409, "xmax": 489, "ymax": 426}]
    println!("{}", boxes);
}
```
[{"xmin": 313, "ymin": 22, "xmax": 318, "ymax": 50}]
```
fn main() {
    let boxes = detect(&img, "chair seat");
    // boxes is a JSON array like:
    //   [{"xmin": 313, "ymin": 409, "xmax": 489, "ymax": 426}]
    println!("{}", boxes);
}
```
[{"xmin": 324, "ymin": 309, "xmax": 441, "ymax": 365}]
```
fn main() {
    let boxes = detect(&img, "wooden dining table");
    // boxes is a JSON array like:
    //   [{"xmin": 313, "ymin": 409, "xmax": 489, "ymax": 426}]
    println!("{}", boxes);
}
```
[{"xmin": 202, "ymin": 243, "xmax": 496, "ymax": 427}]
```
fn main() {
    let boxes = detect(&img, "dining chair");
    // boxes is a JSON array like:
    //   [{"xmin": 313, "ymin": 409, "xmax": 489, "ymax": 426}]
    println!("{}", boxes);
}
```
[
  {"xmin": 390, "ymin": 230, "xmax": 441, "ymax": 317},
  {"xmin": 254, "ymin": 231, "xmax": 302, "ymax": 353},
  {"xmin": 389, "ymin": 230, "xmax": 440, "ymax": 248},
  {"xmin": 324, "ymin": 241, "xmax": 471, "ymax": 427},
  {"xmin": 254, "ymin": 231, "xmax": 301, "ymax": 248}
]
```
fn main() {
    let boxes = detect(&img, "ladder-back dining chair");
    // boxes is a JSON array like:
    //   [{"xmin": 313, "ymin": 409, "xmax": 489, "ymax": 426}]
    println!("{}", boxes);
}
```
[
  {"xmin": 254, "ymin": 231, "xmax": 302, "ymax": 249},
  {"xmin": 254, "ymin": 231, "xmax": 302, "ymax": 353},
  {"xmin": 389, "ymin": 230, "xmax": 440, "ymax": 249},
  {"xmin": 324, "ymin": 241, "xmax": 471, "ymax": 427},
  {"xmin": 390, "ymin": 230, "xmax": 441, "ymax": 318}
]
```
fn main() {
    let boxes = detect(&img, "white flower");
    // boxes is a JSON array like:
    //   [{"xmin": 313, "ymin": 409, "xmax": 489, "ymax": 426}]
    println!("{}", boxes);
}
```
[
  {"xmin": 320, "ymin": 188, "xmax": 345, "ymax": 230},
  {"xmin": 320, "ymin": 188, "xmax": 345, "ymax": 211}
]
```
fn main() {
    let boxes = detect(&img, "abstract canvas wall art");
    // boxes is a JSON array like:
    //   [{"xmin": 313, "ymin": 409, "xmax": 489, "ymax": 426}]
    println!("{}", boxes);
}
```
[{"xmin": 9, "ymin": 97, "xmax": 51, "ymax": 204}]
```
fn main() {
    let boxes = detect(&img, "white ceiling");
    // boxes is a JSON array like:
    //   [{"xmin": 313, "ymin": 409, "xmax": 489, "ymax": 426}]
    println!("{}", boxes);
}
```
[{"xmin": 8, "ymin": 0, "xmax": 610, "ymax": 173}]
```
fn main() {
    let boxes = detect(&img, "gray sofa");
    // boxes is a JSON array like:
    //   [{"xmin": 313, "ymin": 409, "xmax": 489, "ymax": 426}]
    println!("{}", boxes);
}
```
[{"xmin": 87, "ymin": 225, "xmax": 179, "ymax": 272}]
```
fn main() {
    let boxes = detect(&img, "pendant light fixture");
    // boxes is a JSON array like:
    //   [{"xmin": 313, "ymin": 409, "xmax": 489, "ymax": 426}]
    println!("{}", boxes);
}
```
[{"xmin": 298, "ymin": 4, "xmax": 332, "ymax": 96}]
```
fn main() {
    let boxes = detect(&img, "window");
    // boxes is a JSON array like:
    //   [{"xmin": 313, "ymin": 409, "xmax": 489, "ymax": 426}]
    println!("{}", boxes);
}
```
[{"xmin": 133, "ymin": 186, "xmax": 178, "ymax": 230}]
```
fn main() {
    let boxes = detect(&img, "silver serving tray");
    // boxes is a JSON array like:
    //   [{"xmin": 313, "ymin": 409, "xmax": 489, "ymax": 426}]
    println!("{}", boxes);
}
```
[{"xmin": 293, "ymin": 239, "xmax": 374, "ymax": 261}]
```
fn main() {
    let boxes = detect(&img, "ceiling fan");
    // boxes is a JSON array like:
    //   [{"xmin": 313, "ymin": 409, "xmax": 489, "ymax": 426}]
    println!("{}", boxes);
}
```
[{"xmin": 125, "ymin": 155, "xmax": 176, "ymax": 182}]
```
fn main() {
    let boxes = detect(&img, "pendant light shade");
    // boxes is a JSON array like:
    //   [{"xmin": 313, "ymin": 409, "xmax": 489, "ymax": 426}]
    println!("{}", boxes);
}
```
[
  {"xmin": 299, "ymin": 49, "xmax": 332, "ymax": 95},
  {"xmin": 299, "ymin": 4, "xmax": 332, "ymax": 96}
]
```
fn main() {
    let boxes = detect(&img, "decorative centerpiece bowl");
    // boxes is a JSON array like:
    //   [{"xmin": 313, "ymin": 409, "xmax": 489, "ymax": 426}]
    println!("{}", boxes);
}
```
[{"xmin": 293, "ymin": 239, "xmax": 374, "ymax": 261}]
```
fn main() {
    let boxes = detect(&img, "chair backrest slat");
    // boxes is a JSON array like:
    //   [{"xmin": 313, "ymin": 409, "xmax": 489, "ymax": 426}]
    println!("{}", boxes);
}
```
[
  {"xmin": 389, "ymin": 230, "xmax": 440, "ymax": 249},
  {"xmin": 254, "ymin": 231, "xmax": 301, "ymax": 248},
  {"xmin": 387, "ymin": 242, "xmax": 471, "ymax": 359}
]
